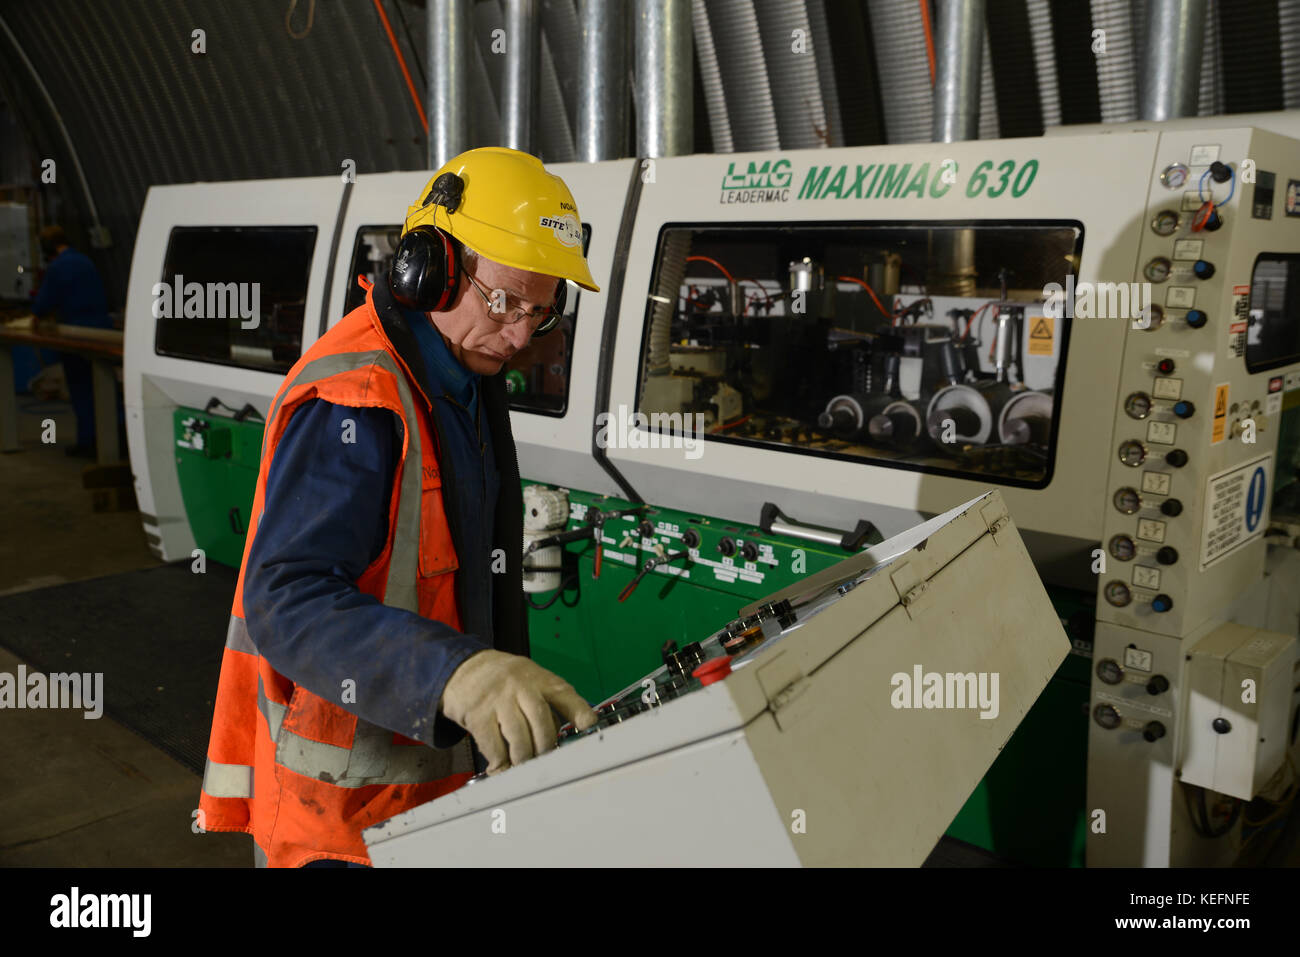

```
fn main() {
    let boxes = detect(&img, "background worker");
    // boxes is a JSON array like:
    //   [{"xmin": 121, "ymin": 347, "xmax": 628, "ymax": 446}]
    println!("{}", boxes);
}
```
[{"xmin": 198, "ymin": 148, "xmax": 599, "ymax": 867}]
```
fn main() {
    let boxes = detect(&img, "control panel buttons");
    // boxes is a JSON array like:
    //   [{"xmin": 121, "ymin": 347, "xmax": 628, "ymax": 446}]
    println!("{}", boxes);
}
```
[
  {"xmin": 1109, "ymin": 534, "xmax": 1136, "ymax": 561},
  {"xmin": 1143, "ymin": 721, "xmax": 1167, "ymax": 742},
  {"xmin": 1156, "ymin": 358, "xmax": 1177, "ymax": 375},
  {"xmin": 1173, "ymin": 401, "xmax": 1195, "ymax": 418},
  {"xmin": 1146, "ymin": 674, "xmax": 1170, "ymax": 695},
  {"xmin": 1151, "ymin": 594, "xmax": 1174, "ymax": 613},
  {"xmin": 1165, "ymin": 449, "xmax": 1189, "ymax": 468},
  {"xmin": 716, "ymin": 537, "xmax": 736, "ymax": 557},
  {"xmin": 1124, "ymin": 392, "xmax": 1152, "ymax": 419},
  {"xmin": 1094, "ymin": 703, "xmax": 1122, "ymax": 729},
  {"xmin": 1104, "ymin": 581, "xmax": 1133, "ymax": 607},
  {"xmin": 1096, "ymin": 658, "xmax": 1124, "ymax": 685},
  {"xmin": 739, "ymin": 541, "xmax": 759, "ymax": 562},
  {"xmin": 1155, "ymin": 546, "xmax": 1179, "ymax": 565},
  {"xmin": 1160, "ymin": 498, "xmax": 1184, "ymax": 517},
  {"xmin": 1185, "ymin": 309, "xmax": 1207, "ymax": 328},
  {"xmin": 1192, "ymin": 260, "xmax": 1215, "ymax": 280},
  {"xmin": 1113, "ymin": 487, "xmax": 1142, "ymax": 514},
  {"xmin": 1144, "ymin": 257, "xmax": 1172, "ymax": 283},
  {"xmin": 1118, "ymin": 440, "xmax": 1148, "ymax": 467}
]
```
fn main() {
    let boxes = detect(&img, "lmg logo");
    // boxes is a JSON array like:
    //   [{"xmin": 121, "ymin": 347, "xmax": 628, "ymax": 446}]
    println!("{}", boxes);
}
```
[{"xmin": 720, "ymin": 158, "xmax": 792, "ymax": 204}]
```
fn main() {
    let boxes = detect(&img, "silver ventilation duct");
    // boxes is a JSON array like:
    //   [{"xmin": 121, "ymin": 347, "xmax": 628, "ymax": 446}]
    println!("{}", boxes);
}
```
[
  {"xmin": 576, "ymin": 0, "xmax": 629, "ymax": 161},
  {"xmin": 502, "ymin": 0, "xmax": 540, "ymax": 151},
  {"xmin": 635, "ymin": 0, "xmax": 693, "ymax": 157},
  {"xmin": 1138, "ymin": 0, "xmax": 1206, "ymax": 119},
  {"xmin": 429, "ymin": 0, "xmax": 473, "ymax": 168}
]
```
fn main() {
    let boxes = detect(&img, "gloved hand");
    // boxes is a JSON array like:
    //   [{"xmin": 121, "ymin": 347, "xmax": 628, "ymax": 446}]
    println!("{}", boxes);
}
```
[{"xmin": 440, "ymin": 650, "xmax": 598, "ymax": 774}]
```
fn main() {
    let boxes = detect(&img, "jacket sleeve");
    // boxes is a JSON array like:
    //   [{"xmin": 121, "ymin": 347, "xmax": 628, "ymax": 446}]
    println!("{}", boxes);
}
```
[
  {"xmin": 30, "ymin": 259, "xmax": 62, "ymax": 318},
  {"xmin": 241, "ymin": 397, "xmax": 486, "ymax": 748}
]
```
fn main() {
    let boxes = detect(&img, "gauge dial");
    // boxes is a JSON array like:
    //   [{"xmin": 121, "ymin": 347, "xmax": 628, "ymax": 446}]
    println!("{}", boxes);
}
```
[
  {"xmin": 1124, "ymin": 392, "xmax": 1152, "ymax": 419},
  {"xmin": 1151, "ymin": 210, "xmax": 1180, "ymax": 236},
  {"xmin": 1096, "ymin": 658, "xmax": 1124, "ymax": 685},
  {"xmin": 1118, "ymin": 440, "xmax": 1147, "ymax": 467},
  {"xmin": 1160, "ymin": 163, "xmax": 1189, "ymax": 189},
  {"xmin": 1109, "ymin": 534, "xmax": 1137, "ymax": 561},
  {"xmin": 1144, "ymin": 257, "xmax": 1172, "ymax": 283},
  {"xmin": 1094, "ymin": 703, "xmax": 1122, "ymax": 729},
  {"xmin": 1104, "ymin": 580, "xmax": 1133, "ymax": 607},
  {"xmin": 1113, "ymin": 487, "xmax": 1142, "ymax": 514}
]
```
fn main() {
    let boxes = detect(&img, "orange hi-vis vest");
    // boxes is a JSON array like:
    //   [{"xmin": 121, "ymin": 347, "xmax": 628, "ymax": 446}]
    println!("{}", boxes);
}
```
[{"xmin": 198, "ymin": 281, "xmax": 500, "ymax": 867}]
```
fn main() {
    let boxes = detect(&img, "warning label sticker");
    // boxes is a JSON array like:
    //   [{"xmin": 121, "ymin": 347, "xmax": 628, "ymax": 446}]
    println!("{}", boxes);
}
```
[
  {"xmin": 1028, "ymin": 315, "xmax": 1054, "ymax": 356},
  {"xmin": 1230, "ymin": 285, "xmax": 1250, "ymax": 358},
  {"xmin": 1211, "ymin": 383, "xmax": 1229, "ymax": 443},
  {"xmin": 1200, "ymin": 454, "xmax": 1271, "ymax": 570}
]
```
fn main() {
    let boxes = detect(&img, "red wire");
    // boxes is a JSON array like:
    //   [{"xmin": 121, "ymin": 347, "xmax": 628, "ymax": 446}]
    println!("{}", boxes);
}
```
[
  {"xmin": 686, "ymin": 255, "xmax": 736, "ymax": 283},
  {"xmin": 737, "ymin": 278, "xmax": 773, "ymax": 308},
  {"xmin": 919, "ymin": 0, "xmax": 936, "ymax": 87},
  {"xmin": 372, "ymin": 0, "xmax": 428, "ymax": 134},
  {"xmin": 835, "ymin": 275, "xmax": 890, "ymax": 319}
]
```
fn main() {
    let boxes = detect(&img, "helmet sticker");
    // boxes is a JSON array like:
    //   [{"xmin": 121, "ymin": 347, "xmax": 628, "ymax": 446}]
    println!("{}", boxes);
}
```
[{"xmin": 539, "ymin": 214, "xmax": 582, "ymax": 248}]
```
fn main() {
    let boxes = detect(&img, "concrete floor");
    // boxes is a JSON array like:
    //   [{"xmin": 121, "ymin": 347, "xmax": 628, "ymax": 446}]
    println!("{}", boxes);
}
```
[{"xmin": 0, "ymin": 396, "xmax": 249, "ymax": 866}]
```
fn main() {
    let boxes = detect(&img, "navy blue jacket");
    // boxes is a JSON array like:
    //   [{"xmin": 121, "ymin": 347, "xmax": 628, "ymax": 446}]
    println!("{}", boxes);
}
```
[
  {"xmin": 31, "ymin": 248, "xmax": 112, "ymax": 328},
  {"xmin": 241, "ymin": 281, "xmax": 524, "ymax": 751}
]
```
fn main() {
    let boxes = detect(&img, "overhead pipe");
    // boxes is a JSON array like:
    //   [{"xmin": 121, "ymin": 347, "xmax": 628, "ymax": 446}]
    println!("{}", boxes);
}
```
[
  {"xmin": 577, "ymin": 0, "xmax": 630, "ymax": 161},
  {"xmin": 1138, "ymin": 0, "xmax": 1207, "ymax": 120},
  {"xmin": 634, "ymin": 0, "xmax": 693, "ymax": 158},
  {"xmin": 428, "ymin": 0, "xmax": 472, "ymax": 168},
  {"xmin": 501, "ymin": 0, "xmax": 540, "ymax": 152}
]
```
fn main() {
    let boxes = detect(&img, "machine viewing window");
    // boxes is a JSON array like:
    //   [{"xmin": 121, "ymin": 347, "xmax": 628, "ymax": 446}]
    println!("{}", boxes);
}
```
[
  {"xmin": 1246, "ymin": 254, "xmax": 1300, "ymax": 374},
  {"xmin": 345, "ymin": 223, "xmax": 591, "ymax": 417},
  {"xmin": 154, "ymin": 226, "xmax": 316, "ymax": 373},
  {"xmin": 636, "ymin": 221, "xmax": 1084, "ymax": 487}
]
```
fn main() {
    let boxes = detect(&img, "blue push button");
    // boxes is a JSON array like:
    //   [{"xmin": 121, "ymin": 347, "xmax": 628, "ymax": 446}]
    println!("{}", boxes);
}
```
[
  {"xmin": 1185, "ymin": 309, "xmax": 1208, "ymax": 328},
  {"xmin": 1193, "ymin": 260, "xmax": 1215, "ymax": 279},
  {"xmin": 1151, "ymin": 594, "xmax": 1174, "ymax": 613}
]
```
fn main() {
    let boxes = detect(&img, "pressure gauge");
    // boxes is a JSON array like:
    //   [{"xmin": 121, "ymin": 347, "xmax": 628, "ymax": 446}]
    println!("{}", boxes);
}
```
[
  {"xmin": 1124, "ymin": 392, "xmax": 1152, "ymax": 419},
  {"xmin": 1150, "ymin": 210, "xmax": 1180, "ymax": 236},
  {"xmin": 1109, "ymin": 534, "xmax": 1137, "ymax": 561},
  {"xmin": 1144, "ymin": 257, "xmax": 1172, "ymax": 283},
  {"xmin": 1094, "ymin": 703, "xmax": 1122, "ymax": 729},
  {"xmin": 1096, "ymin": 658, "xmax": 1124, "ymax": 685},
  {"xmin": 1160, "ymin": 163, "xmax": 1189, "ymax": 189},
  {"xmin": 1104, "ymin": 580, "xmax": 1133, "ymax": 607},
  {"xmin": 1113, "ymin": 487, "xmax": 1142, "ymax": 514},
  {"xmin": 1118, "ymin": 440, "xmax": 1147, "ymax": 467}
]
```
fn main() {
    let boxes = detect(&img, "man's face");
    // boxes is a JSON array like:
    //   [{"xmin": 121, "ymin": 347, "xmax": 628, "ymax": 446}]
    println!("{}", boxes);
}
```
[{"xmin": 428, "ymin": 255, "xmax": 560, "ymax": 376}]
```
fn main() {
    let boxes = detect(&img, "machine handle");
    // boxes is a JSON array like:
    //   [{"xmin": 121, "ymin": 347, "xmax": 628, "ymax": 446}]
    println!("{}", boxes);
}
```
[
  {"xmin": 229, "ymin": 508, "xmax": 245, "ymax": 535},
  {"xmin": 759, "ymin": 502, "xmax": 876, "ymax": 551}
]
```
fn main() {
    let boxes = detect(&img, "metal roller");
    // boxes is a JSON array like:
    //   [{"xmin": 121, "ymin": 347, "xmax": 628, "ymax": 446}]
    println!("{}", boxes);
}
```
[{"xmin": 997, "ymin": 389, "xmax": 1053, "ymax": 446}]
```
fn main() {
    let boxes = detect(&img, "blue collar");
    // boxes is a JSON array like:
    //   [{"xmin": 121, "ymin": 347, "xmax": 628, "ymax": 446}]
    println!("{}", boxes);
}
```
[{"xmin": 401, "ymin": 307, "xmax": 478, "ymax": 409}]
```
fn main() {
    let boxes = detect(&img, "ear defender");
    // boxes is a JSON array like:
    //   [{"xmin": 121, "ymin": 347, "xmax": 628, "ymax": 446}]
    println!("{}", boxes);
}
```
[{"xmin": 389, "ymin": 171, "xmax": 466, "ymax": 312}]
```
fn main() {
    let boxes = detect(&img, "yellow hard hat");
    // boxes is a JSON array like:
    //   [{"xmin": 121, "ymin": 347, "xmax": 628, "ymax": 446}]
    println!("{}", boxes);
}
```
[{"xmin": 403, "ymin": 147, "xmax": 599, "ymax": 293}]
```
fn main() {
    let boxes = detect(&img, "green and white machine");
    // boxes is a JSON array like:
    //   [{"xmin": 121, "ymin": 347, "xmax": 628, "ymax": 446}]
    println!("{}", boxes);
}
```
[{"xmin": 125, "ymin": 118, "xmax": 1300, "ymax": 866}]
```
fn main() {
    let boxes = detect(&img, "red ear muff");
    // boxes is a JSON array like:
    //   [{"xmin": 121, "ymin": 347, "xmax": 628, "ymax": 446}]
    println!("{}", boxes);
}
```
[{"xmin": 389, "ymin": 226, "xmax": 460, "ymax": 312}]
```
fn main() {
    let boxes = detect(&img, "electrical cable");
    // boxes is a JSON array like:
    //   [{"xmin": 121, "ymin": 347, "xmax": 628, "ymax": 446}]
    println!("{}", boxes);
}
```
[
  {"xmin": 835, "ymin": 275, "xmax": 890, "ymax": 318},
  {"xmin": 686, "ymin": 255, "xmax": 736, "ymax": 283},
  {"xmin": 371, "ymin": 0, "xmax": 428, "ymax": 134},
  {"xmin": 526, "ymin": 572, "xmax": 578, "ymax": 610}
]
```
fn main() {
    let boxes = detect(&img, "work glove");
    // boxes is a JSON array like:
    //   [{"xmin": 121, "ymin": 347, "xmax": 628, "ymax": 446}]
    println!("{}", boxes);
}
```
[{"xmin": 440, "ymin": 650, "xmax": 598, "ymax": 774}]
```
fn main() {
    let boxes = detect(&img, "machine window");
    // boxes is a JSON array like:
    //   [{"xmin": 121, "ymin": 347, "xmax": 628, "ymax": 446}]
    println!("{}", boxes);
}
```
[
  {"xmin": 1246, "ymin": 254, "xmax": 1300, "ymax": 374},
  {"xmin": 154, "ymin": 226, "xmax": 316, "ymax": 373},
  {"xmin": 344, "ymin": 223, "xmax": 591, "ymax": 417},
  {"xmin": 635, "ymin": 221, "xmax": 1084, "ymax": 487}
]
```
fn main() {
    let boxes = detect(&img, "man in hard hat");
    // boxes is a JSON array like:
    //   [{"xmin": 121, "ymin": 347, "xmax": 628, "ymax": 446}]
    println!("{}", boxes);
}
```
[{"xmin": 198, "ymin": 147, "xmax": 600, "ymax": 867}]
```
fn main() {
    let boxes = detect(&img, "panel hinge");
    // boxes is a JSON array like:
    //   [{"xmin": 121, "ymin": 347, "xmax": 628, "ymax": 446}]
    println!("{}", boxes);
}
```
[{"xmin": 756, "ymin": 652, "xmax": 812, "ymax": 730}]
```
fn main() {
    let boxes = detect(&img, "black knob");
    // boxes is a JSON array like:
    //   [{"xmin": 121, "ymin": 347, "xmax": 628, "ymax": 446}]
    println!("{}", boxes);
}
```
[
  {"xmin": 1151, "ymin": 594, "xmax": 1174, "ymax": 613},
  {"xmin": 1146, "ymin": 674, "xmax": 1170, "ymax": 695},
  {"xmin": 1161, "ymin": 498, "xmax": 1183, "ymax": 517},
  {"xmin": 1209, "ymin": 161, "xmax": 1233, "ymax": 183},
  {"xmin": 1212, "ymin": 717, "xmax": 1232, "ymax": 734},
  {"xmin": 1143, "ymin": 720, "xmax": 1167, "ymax": 742},
  {"xmin": 682, "ymin": 529, "xmax": 701, "ymax": 549},
  {"xmin": 1193, "ymin": 260, "xmax": 1215, "ymax": 280},
  {"xmin": 740, "ymin": 541, "xmax": 758, "ymax": 562},
  {"xmin": 638, "ymin": 521, "xmax": 654, "ymax": 538},
  {"xmin": 1165, "ymin": 449, "xmax": 1188, "ymax": 468},
  {"xmin": 716, "ymin": 536, "xmax": 736, "ymax": 557},
  {"xmin": 1157, "ymin": 358, "xmax": 1176, "ymax": 374},
  {"xmin": 1156, "ymin": 546, "xmax": 1178, "ymax": 565}
]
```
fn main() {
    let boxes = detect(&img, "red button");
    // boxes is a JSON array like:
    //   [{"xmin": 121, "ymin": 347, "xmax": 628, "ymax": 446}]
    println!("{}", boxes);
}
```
[{"xmin": 693, "ymin": 657, "xmax": 732, "ymax": 686}]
